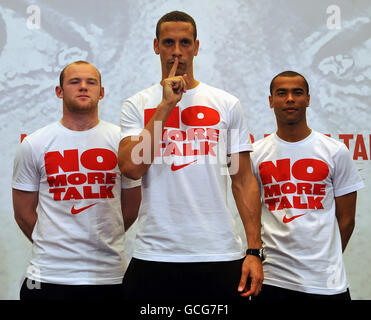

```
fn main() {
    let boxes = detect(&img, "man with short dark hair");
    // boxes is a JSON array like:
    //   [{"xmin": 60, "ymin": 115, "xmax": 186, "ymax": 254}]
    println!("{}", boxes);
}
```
[
  {"xmin": 12, "ymin": 60, "xmax": 141, "ymax": 300},
  {"xmin": 118, "ymin": 11, "xmax": 263, "ymax": 301},
  {"xmin": 251, "ymin": 71, "xmax": 364, "ymax": 300}
]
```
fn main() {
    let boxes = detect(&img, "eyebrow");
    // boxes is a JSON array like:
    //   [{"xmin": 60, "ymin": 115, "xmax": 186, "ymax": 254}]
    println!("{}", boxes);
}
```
[
  {"xmin": 276, "ymin": 87, "xmax": 304, "ymax": 92},
  {"xmin": 161, "ymin": 37, "xmax": 192, "ymax": 42},
  {"xmin": 68, "ymin": 77, "xmax": 98, "ymax": 82}
]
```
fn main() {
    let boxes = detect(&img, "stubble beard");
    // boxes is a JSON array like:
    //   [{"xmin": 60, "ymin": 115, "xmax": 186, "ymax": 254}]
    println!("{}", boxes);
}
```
[
  {"xmin": 65, "ymin": 100, "xmax": 98, "ymax": 115},
  {"xmin": 167, "ymin": 60, "xmax": 187, "ymax": 77}
]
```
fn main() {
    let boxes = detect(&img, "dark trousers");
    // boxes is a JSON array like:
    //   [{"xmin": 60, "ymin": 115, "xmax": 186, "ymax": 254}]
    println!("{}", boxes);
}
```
[
  {"xmin": 123, "ymin": 257, "xmax": 247, "ymax": 301},
  {"xmin": 254, "ymin": 284, "xmax": 351, "ymax": 301},
  {"xmin": 20, "ymin": 278, "xmax": 124, "ymax": 300}
]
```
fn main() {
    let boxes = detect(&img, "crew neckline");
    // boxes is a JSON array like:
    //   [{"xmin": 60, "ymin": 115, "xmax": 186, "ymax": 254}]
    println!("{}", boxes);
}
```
[
  {"xmin": 57, "ymin": 119, "xmax": 102, "ymax": 133},
  {"xmin": 274, "ymin": 130, "xmax": 315, "ymax": 146}
]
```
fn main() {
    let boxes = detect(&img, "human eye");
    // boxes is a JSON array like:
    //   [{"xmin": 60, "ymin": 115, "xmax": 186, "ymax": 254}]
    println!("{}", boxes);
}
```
[
  {"xmin": 293, "ymin": 89, "xmax": 304, "ymax": 95},
  {"xmin": 87, "ymin": 79, "xmax": 98, "ymax": 85},
  {"xmin": 181, "ymin": 38, "xmax": 191, "ymax": 46},
  {"xmin": 162, "ymin": 38, "xmax": 174, "ymax": 46},
  {"xmin": 276, "ymin": 90, "xmax": 286, "ymax": 96},
  {"xmin": 69, "ymin": 78, "xmax": 80, "ymax": 84}
]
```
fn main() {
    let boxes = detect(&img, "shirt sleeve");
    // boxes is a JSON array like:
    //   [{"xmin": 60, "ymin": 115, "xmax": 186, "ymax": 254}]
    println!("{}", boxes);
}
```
[
  {"xmin": 332, "ymin": 143, "xmax": 365, "ymax": 197},
  {"xmin": 249, "ymin": 148, "xmax": 259, "ymax": 179},
  {"xmin": 120, "ymin": 99, "xmax": 143, "ymax": 141},
  {"xmin": 227, "ymin": 100, "xmax": 253, "ymax": 154},
  {"xmin": 12, "ymin": 139, "xmax": 40, "ymax": 191}
]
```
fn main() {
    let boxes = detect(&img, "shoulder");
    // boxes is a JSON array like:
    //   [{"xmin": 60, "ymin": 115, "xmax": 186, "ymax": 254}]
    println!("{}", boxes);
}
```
[
  {"xmin": 252, "ymin": 134, "xmax": 275, "ymax": 150},
  {"xmin": 15, "ymin": 122, "xmax": 60, "ymax": 164},
  {"xmin": 23, "ymin": 122, "xmax": 59, "ymax": 145},
  {"xmin": 250, "ymin": 134, "xmax": 275, "ymax": 163},
  {"xmin": 198, "ymin": 82, "xmax": 239, "ymax": 104},
  {"xmin": 121, "ymin": 84, "xmax": 162, "ymax": 118},
  {"xmin": 312, "ymin": 131, "xmax": 348, "ymax": 156},
  {"xmin": 98, "ymin": 120, "xmax": 120, "ymax": 132},
  {"xmin": 125, "ymin": 84, "xmax": 162, "ymax": 104},
  {"xmin": 95, "ymin": 120, "xmax": 121, "ymax": 146}
]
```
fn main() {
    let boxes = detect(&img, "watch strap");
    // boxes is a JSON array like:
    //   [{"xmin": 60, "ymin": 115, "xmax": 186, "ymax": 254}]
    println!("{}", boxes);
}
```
[{"xmin": 246, "ymin": 248, "xmax": 264, "ymax": 261}]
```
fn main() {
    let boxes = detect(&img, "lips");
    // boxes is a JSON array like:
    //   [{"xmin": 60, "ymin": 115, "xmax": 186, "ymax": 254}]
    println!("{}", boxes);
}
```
[
  {"xmin": 169, "ymin": 60, "xmax": 184, "ymax": 66},
  {"xmin": 283, "ymin": 107, "xmax": 298, "ymax": 113}
]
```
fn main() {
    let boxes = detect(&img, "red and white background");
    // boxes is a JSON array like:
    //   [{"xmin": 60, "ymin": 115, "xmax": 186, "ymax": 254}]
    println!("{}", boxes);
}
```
[{"xmin": 0, "ymin": 0, "xmax": 369, "ymax": 299}]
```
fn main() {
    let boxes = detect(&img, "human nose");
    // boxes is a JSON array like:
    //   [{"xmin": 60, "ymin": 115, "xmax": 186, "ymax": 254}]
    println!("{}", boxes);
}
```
[
  {"xmin": 79, "ymin": 81, "xmax": 88, "ymax": 91},
  {"xmin": 172, "ymin": 41, "xmax": 182, "ymax": 57},
  {"xmin": 286, "ymin": 92, "xmax": 294, "ymax": 103}
]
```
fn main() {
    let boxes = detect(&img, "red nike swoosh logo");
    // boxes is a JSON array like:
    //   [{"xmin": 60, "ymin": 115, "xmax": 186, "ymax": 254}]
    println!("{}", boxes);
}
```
[
  {"xmin": 283, "ymin": 213, "xmax": 308, "ymax": 223},
  {"xmin": 171, "ymin": 160, "xmax": 197, "ymax": 171},
  {"xmin": 71, "ymin": 203, "xmax": 97, "ymax": 215}
]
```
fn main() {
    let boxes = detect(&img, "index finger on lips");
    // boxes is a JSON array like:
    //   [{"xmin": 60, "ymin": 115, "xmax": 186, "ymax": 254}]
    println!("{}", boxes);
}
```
[{"xmin": 168, "ymin": 57, "xmax": 179, "ymax": 78}]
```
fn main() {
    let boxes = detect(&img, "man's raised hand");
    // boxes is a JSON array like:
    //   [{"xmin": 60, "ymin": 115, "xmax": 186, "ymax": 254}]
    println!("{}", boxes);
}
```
[{"xmin": 161, "ymin": 57, "xmax": 188, "ymax": 107}]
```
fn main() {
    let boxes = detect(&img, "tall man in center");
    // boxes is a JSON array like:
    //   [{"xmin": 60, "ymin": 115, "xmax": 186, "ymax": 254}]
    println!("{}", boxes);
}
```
[{"xmin": 118, "ymin": 11, "xmax": 263, "ymax": 301}]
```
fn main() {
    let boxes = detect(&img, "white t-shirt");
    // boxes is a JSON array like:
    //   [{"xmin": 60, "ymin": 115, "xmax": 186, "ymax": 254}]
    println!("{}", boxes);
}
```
[
  {"xmin": 250, "ymin": 131, "xmax": 365, "ymax": 294},
  {"xmin": 120, "ymin": 82, "xmax": 252, "ymax": 262},
  {"xmin": 12, "ymin": 120, "xmax": 140, "ymax": 285}
]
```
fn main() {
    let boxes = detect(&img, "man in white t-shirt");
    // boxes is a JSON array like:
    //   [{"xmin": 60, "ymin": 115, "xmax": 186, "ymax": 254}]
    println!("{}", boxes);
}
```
[
  {"xmin": 12, "ymin": 60, "xmax": 141, "ymax": 300},
  {"xmin": 251, "ymin": 71, "xmax": 364, "ymax": 300},
  {"xmin": 118, "ymin": 11, "xmax": 263, "ymax": 301}
]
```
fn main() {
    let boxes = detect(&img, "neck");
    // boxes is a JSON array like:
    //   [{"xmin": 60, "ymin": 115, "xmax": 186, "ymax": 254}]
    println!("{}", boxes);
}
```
[
  {"xmin": 187, "ymin": 78, "xmax": 200, "ymax": 89},
  {"xmin": 61, "ymin": 115, "xmax": 99, "ymax": 131},
  {"xmin": 276, "ymin": 123, "xmax": 312, "ymax": 142}
]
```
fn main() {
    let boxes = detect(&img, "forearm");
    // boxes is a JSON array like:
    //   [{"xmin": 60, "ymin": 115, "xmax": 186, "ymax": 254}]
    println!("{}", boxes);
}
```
[
  {"xmin": 15, "ymin": 213, "xmax": 37, "ymax": 242},
  {"xmin": 232, "ymin": 178, "xmax": 262, "ymax": 249},
  {"xmin": 232, "ymin": 171, "xmax": 264, "ymax": 297},
  {"xmin": 338, "ymin": 217, "xmax": 355, "ymax": 252},
  {"xmin": 119, "ymin": 101, "xmax": 174, "ymax": 180},
  {"xmin": 13, "ymin": 189, "xmax": 38, "ymax": 243},
  {"xmin": 119, "ymin": 62, "xmax": 187, "ymax": 179},
  {"xmin": 121, "ymin": 186, "xmax": 141, "ymax": 231},
  {"xmin": 335, "ymin": 191, "xmax": 357, "ymax": 252}
]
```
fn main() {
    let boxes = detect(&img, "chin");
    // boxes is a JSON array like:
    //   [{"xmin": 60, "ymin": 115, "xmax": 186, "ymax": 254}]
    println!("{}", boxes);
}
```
[{"xmin": 67, "ymin": 104, "xmax": 97, "ymax": 114}]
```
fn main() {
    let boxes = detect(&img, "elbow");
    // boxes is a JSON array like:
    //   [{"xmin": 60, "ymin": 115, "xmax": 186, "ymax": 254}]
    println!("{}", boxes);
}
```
[
  {"xmin": 14, "ymin": 211, "xmax": 22, "ymax": 228},
  {"xmin": 124, "ymin": 215, "xmax": 138, "ymax": 231},
  {"xmin": 119, "ymin": 161, "xmax": 144, "ymax": 180},
  {"xmin": 124, "ymin": 170, "xmax": 143, "ymax": 181},
  {"xmin": 13, "ymin": 207, "xmax": 26, "ymax": 227},
  {"xmin": 118, "ymin": 140, "xmax": 148, "ymax": 180},
  {"xmin": 338, "ymin": 216, "xmax": 355, "ymax": 236}
]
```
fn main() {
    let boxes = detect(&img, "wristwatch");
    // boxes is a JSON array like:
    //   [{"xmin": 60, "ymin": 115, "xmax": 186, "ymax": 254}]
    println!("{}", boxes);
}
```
[{"xmin": 246, "ymin": 248, "xmax": 265, "ymax": 261}]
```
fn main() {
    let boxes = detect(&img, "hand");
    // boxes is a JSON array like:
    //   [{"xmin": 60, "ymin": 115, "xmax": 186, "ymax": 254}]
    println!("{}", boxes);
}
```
[
  {"xmin": 238, "ymin": 255, "xmax": 264, "ymax": 297},
  {"xmin": 161, "ymin": 57, "xmax": 188, "ymax": 109}
]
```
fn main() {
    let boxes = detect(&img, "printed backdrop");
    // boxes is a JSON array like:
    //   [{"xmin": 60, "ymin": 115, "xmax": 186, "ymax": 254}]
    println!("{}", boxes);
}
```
[{"xmin": 0, "ymin": 0, "xmax": 370, "ymax": 299}]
